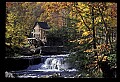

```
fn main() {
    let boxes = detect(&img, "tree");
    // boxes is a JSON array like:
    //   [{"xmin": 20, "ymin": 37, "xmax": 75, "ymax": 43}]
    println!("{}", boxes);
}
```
[
  {"xmin": 6, "ymin": 2, "xmax": 44, "ymax": 56},
  {"xmin": 6, "ymin": 2, "xmax": 45, "ymax": 48},
  {"xmin": 47, "ymin": 26, "xmax": 78, "ymax": 51},
  {"xmin": 67, "ymin": 2, "xmax": 117, "ymax": 77},
  {"xmin": 5, "ymin": 2, "xmax": 117, "ymax": 77},
  {"xmin": 34, "ymin": 2, "xmax": 117, "ymax": 77}
]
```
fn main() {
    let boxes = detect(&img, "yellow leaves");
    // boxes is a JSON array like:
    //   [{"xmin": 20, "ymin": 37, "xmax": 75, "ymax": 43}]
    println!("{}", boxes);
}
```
[
  {"xmin": 102, "ymin": 56, "xmax": 108, "ymax": 61},
  {"xmin": 69, "ymin": 11, "xmax": 73, "ymax": 18},
  {"xmin": 94, "ymin": 16, "xmax": 102, "ymax": 24},
  {"xmin": 89, "ymin": 38, "xmax": 93, "ymax": 43},
  {"xmin": 77, "ymin": 22, "xmax": 82, "ymax": 28},
  {"xmin": 82, "ymin": 31, "xmax": 88, "ymax": 36},
  {"xmin": 96, "ymin": 44, "xmax": 111, "ymax": 53},
  {"xmin": 84, "ymin": 49, "xmax": 93, "ymax": 53},
  {"xmin": 109, "ymin": 18, "xmax": 117, "ymax": 27},
  {"xmin": 70, "ymin": 39, "xmax": 86, "ymax": 44},
  {"xmin": 69, "ymin": 39, "xmax": 85, "ymax": 44},
  {"xmin": 43, "ymin": 2, "xmax": 68, "ymax": 12},
  {"xmin": 93, "ymin": 61, "xmax": 98, "ymax": 64},
  {"xmin": 78, "ymin": 2, "xmax": 83, "ymax": 6},
  {"xmin": 86, "ymin": 55, "xmax": 108, "ymax": 69},
  {"xmin": 86, "ymin": 63, "xmax": 97, "ymax": 68},
  {"xmin": 78, "ymin": 2, "xmax": 86, "ymax": 8},
  {"xmin": 77, "ymin": 2, "xmax": 90, "ymax": 13},
  {"xmin": 82, "ymin": 7, "xmax": 89, "ymax": 12},
  {"xmin": 78, "ymin": 39, "xmax": 84, "ymax": 44},
  {"xmin": 77, "ymin": 23, "xmax": 87, "ymax": 31},
  {"xmin": 104, "ymin": 17, "xmax": 109, "ymax": 21},
  {"xmin": 94, "ymin": 56, "xmax": 108, "ymax": 61},
  {"xmin": 86, "ymin": 55, "xmax": 108, "ymax": 68},
  {"xmin": 69, "ymin": 40, "xmax": 74, "ymax": 43},
  {"xmin": 82, "ymin": 31, "xmax": 91, "ymax": 36},
  {"xmin": 36, "ymin": 2, "xmax": 42, "ymax": 4},
  {"xmin": 7, "ymin": 13, "xmax": 16, "ymax": 22},
  {"xmin": 70, "ymin": 37, "xmax": 93, "ymax": 45},
  {"xmin": 69, "ymin": 39, "xmax": 80, "ymax": 43}
]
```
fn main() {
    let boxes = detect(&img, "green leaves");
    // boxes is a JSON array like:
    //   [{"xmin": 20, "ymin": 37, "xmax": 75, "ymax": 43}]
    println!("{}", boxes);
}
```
[{"xmin": 107, "ymin": 54, "xmax": 117, "ymax": 67}]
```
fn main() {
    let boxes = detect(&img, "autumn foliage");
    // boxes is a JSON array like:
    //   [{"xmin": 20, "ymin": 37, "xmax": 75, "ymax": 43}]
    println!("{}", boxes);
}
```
[{"xmin": 6, "ymin": 2, "xmax": 117, "ymax": 78}]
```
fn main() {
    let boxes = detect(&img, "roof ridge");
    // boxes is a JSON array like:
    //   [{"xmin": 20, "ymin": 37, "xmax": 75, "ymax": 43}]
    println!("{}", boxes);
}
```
[{"xmin": 34, "ymin": 22, "xmax": 50, "ymax": 29}]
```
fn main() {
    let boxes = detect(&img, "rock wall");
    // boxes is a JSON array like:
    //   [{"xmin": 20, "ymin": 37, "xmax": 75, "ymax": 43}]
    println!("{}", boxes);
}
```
[{"xmin": 5, "ymin": 56, "xmax": 41, "ymax": 71}]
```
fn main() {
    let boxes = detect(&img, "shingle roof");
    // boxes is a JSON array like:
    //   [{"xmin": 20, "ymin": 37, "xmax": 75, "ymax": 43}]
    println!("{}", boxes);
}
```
[{"xmin": 33, "ymin": 22, "xmax": 50, "ymax": 29}]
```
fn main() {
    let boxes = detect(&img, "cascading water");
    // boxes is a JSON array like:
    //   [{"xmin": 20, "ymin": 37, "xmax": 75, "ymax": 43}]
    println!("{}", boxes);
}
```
[
  {"xmin": 11, "ymin": 54, "xmax": 77, "ymax": 78},
  {"xmin": 41, "ymin": 55, "xmax": 70, "ymax": 70}
]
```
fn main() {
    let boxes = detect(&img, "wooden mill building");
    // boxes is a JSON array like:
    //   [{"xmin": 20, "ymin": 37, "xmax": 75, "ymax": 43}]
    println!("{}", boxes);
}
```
[{"xmin": 27, "ymin": 22, "xmax": 50, "ymax": 47}]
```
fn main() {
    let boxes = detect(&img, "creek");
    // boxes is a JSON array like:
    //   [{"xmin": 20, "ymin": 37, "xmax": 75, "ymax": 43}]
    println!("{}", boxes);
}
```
[{"xmin": 11, "ymin": 54, "xmax": 77, "ymax": 78}]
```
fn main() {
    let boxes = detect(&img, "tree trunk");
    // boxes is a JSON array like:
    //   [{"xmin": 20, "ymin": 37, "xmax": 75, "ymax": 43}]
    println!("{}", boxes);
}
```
[
  {"xmin": 91, "ymin": 4, "xmax": 97, "ymax": 56},
  {"xmin": 98, "ymin": 7, "xmax": 109, "ymax": 45},
  {"xmin": 98, "ymin": 61, "xmax": 116, "ymax": 78}
]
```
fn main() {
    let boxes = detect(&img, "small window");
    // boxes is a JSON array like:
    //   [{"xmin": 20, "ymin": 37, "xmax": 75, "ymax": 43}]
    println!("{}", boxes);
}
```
[{"xmin": 44, "ymin": 36, "xmax": 45, "ymax": 39}]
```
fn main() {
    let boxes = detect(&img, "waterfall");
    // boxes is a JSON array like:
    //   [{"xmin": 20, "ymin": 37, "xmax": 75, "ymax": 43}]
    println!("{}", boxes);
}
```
[
  {"xmin": 26, "ymin": 54, "xmax": 71, "ymax": 71},
  {"xmin": 12, "ymin": 54, "xmax": 77, "ymax": 78},
  {"xmin": 41, "ymin": 57, "xmax": 69, "ymax": 70}
]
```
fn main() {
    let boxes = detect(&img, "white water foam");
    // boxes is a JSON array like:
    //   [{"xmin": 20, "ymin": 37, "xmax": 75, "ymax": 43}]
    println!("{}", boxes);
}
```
[{"xmin": 13, "ymin": 54, "xmax": 77, "ymax": 78}]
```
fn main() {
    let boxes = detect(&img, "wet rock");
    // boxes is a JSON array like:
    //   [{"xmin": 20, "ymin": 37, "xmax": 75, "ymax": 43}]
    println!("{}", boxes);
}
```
[
  {"xmin": 49, "ymin": 73, "xmax": 64, "ymax": 78},
  {"xmin": 5, "ymin": 71, "xmax": 15, "ymax": 78}
]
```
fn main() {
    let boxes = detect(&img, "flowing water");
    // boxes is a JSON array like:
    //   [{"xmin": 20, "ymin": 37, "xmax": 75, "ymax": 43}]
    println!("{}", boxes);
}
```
[{"xmin": 11, "ymin": 54, "xmax": 77, "ymax": 78}]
